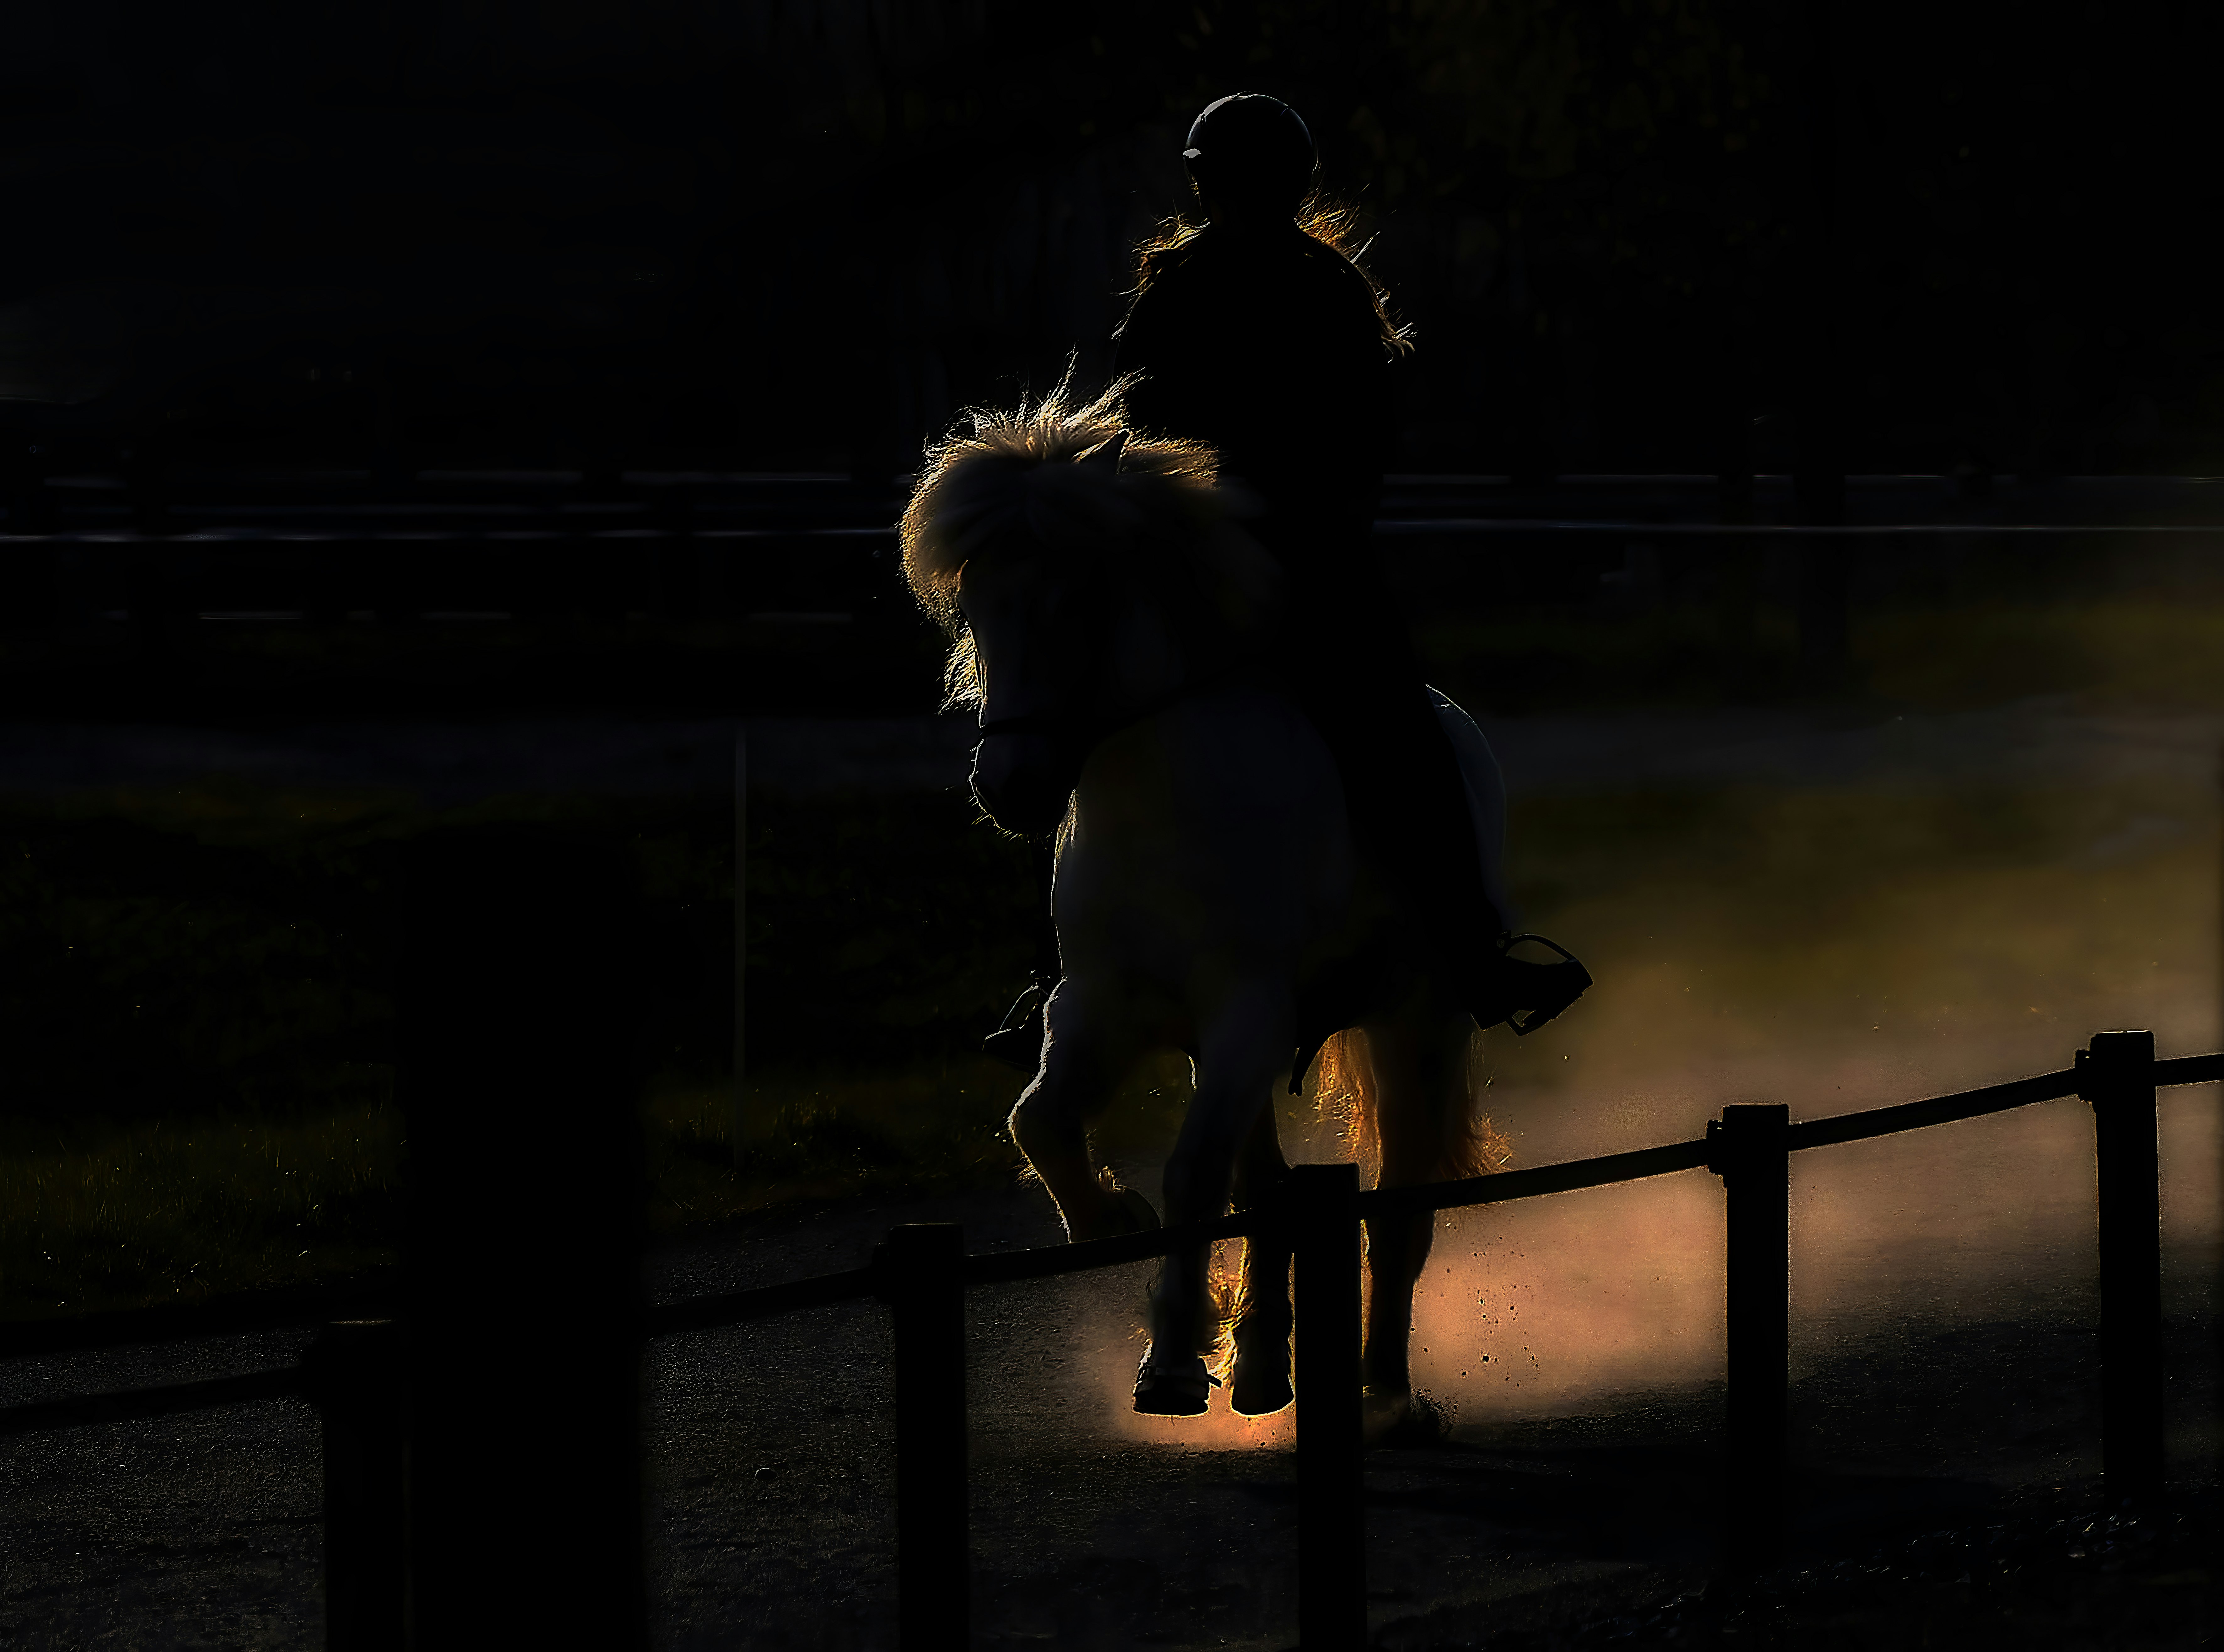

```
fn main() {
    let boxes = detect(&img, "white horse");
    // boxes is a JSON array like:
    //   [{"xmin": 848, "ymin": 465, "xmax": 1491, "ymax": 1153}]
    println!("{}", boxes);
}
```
[{"xmin": 901, "ymin": 383, "xmax": 1537, "ymax": 1437}]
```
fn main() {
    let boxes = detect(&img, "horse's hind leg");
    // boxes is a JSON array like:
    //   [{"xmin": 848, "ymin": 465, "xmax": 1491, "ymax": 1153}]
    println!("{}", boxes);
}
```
[
  {"xmin": 1228, "ymin": 1105, "xmax": 1294, "ymax": 1417},
  {"xmin": 1359, "ymin": 1007, "xmax": 1473, "ymax": 1440}
]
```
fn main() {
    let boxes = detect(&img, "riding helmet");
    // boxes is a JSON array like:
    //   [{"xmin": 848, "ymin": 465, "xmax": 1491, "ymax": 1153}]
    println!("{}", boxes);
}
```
[{"xmin": 1181, "ymin": 93, "xmax": 1316, "ymax": 214}]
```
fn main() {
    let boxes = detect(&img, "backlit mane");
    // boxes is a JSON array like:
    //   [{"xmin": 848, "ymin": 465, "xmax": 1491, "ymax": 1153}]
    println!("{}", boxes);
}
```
[{"xmin": 900, "ymin": 374, "xmax": 1230, "ymax": 709}]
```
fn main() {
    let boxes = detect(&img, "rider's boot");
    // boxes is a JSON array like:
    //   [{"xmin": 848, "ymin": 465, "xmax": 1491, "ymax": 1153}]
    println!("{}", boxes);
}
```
[
  {"xmin": 1470, "ymin": 933, "xmax": 1593, "ymax": 1036},
  {"xmin": 983, "ymin": 976, "xmax": 1053, "ymax": 1071}
]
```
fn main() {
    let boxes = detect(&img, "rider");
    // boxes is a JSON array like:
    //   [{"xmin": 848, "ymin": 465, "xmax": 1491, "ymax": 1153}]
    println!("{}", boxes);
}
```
[{"xmin": 984, "ymin": 92, "xmax": 1587, "ymax": 1066}]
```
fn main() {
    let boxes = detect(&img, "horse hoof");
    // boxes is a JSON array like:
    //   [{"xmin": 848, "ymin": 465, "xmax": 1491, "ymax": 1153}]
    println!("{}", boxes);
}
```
[
  {"xmin": 1133, "ymin": 1347, "xmax": 1217, "ymax": 1417},
  {"xmin": 1229, "ymin": 1368, "xmax": 1293, "ymax": 1417},
  {"xmin": 1230, "ymin": 1324, "xmax": 1294, "ymax": 1416},
  {"xmin": 1361, "ymin": 1384, "xmax": 1413, "ymax": 1444},
  {"xmin": 1365, "ymin": 1386, "xmax": 1455, "ymax": 1447}
]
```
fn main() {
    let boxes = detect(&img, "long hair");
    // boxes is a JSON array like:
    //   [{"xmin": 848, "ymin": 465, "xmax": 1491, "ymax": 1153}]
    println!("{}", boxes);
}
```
[
  {"xmin": 1126, "ymin": 190, "xmax": 1414, "ymax": 357},
  {"xmin": 898, "ymin": 371, "xmax": 1237, "ymax": 711}
]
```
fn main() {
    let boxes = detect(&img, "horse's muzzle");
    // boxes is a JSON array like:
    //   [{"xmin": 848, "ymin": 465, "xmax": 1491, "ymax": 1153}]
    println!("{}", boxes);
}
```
[{"xmin": 971, "ymin": 731, "xmax": 1080, "ymax": 835}]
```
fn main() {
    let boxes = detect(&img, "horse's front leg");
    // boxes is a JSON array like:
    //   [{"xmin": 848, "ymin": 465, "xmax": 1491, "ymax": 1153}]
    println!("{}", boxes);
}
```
[
  {"xmin": 1007, "ymin": 979, "xmax": 1152, "ymax": 1242},
  {"xmin": 1228, "ymin": 1105, "xmax": 1295, "ymax": 1417},
  {"xmin": 1136, "ymin": 979, "xmax": 1292, "ymax": 1416}
]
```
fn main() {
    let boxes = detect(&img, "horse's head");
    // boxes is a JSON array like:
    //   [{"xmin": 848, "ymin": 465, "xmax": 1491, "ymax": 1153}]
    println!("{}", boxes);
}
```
[
  {"xmin": 953, "ymin": 514, "xmax": 1107, "ymax": 834},
  {"xmin": 901, "ymin": 378, "xmax": 1278, "ymax": 836}
]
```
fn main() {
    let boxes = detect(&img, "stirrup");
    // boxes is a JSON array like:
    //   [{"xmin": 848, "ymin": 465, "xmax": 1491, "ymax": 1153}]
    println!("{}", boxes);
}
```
[
  {"xmin": 1476, "ymin": 934, "xmax": 1592, "ymax": 1037},
  {"xmin": 982, "ymin": 979, "xmax": 1049, "ymax": 1072}
]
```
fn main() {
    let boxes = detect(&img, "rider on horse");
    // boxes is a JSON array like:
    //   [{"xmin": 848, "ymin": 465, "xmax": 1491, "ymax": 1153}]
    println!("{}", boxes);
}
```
[{"xmin": 985, "ymin": 91, "xmax": 1588, "ymax": 1067}]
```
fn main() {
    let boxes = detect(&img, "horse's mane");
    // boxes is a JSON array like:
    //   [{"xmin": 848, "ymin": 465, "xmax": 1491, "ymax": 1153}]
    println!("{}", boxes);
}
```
[{"xmin": 901, "ymin": 373, "xmax": 1263, "ymax": 710}]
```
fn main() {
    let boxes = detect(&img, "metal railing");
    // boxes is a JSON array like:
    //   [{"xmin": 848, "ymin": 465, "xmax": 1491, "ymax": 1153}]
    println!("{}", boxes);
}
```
[{"xmin": 2, "ymin": 1031, "xmax": 2215, "ymax": 1649}]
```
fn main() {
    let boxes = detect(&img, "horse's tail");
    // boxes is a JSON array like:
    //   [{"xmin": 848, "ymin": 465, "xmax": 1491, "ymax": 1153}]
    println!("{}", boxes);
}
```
[
  {"xmin": 1210, "ymin": 1026, "xmax": 1508, "ymax": 1379},
  {"xmin": 1313, "ymin": 1025, "xmax": 1510, "ymax": 1186}
]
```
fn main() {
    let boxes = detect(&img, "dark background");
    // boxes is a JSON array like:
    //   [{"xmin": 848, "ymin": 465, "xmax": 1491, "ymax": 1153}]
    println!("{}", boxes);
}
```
[{"xmin": 4, "ymin": 0, "xmax": 2219, "ymax": 489}]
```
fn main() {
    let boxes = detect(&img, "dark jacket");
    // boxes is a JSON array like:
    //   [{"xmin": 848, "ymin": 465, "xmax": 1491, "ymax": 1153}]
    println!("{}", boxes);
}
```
[{"xmin": 1112, "ymin": 222, "xmax": 1394, "ymax": 595}]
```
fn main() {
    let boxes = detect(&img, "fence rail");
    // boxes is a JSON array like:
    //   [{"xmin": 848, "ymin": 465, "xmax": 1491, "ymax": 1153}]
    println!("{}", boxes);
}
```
[
  {"xmin": 0, "ymin": 1365, "xmax": 305, "ymax": 1437},
  {"xmin": 1, "ymin": 1034, "xmax": 2216, "ymax": 1649},
  {"xmin": 0, "ymin": 1274, "xmax": 399, "ymax": 1362}
]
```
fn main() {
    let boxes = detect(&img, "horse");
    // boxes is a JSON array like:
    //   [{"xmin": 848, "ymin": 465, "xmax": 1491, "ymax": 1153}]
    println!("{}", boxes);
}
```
[{"xmin": 899, "ymin": 380, "xmax": 1531, "ymax": 1438}]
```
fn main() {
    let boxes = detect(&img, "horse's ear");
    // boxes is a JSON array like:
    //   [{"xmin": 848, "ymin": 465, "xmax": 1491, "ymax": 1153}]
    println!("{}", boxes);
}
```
[{"xmin": 1079, "ymin": 430, "xmax": 1128, "ymax": 474}]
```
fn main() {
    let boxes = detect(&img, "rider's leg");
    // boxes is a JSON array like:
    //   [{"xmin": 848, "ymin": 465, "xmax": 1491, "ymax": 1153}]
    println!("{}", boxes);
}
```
[
  {"xmin": 1299, "ymin": 581, "xmax": 1589, "ymax": 1033},
  {"xmin": 1228, "ymin": 1102, "xmax": 1296, "ymax": 1416},
  {"xmin": 1304, "ymin": 676, "xmax": 1503, "ymax": 1009},
  {"xmin": 1007, "ymin": 979, "xmax": 1144, "ymax": 1243},
  {"xmin": 1291, "ymin": 571, "xmax": 1501, "ymax": 941}
]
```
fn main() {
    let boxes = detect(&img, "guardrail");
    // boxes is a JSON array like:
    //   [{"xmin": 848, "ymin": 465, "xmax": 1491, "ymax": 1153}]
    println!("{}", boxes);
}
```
[{"xmin": 3, "ymin": 1032, "xmax": 2216, "ymax": 1649}]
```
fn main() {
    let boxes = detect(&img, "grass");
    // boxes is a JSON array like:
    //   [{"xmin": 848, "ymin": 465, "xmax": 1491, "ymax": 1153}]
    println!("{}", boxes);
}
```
[
  {"xmin": 641, "ymin": 1063, "xmax": 1033, "ymax": 1234},
  {"xmin": 1, "ymin": 1065, "xmax": 1037, "ymax": 1321},
  {"xmin": 0, "ymin": 773, "xmax": 1044, "ymax": 1320},
  {"xmin": 0, "ymin": 1067, "xmax": 1032, "ymax": 1322},
  {"xmin": 0, "ymin": 1103, "xmax": 403, "ymax": 1317}
]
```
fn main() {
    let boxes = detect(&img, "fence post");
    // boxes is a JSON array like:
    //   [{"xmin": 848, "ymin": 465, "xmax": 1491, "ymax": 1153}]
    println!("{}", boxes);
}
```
[
  {"xmin": 883, "ymin": 1223, "xmax": 969, "ymax": 1650},
  {"xmin": 304, "ymin": 1319, "xmax": 404, "ymax": 1652},
  {"xmin": 1291, "ymin": 1160, "xmax": 1366, "ymax": 1648},
  {"xmin": 398, "ymin": 828, "xmax": 647, "ymax": 1647},
  {"xmin": 1710, "ymin": 1103, "xmax": 1789, "ymax": 1570},
  {"xmin": 2077, "ymin": 1029, "xmax": 2165, "ymax": 1496},
  {"xmin": 732, "ymin": 724, "xmax": 748, "ymax": 1168}
]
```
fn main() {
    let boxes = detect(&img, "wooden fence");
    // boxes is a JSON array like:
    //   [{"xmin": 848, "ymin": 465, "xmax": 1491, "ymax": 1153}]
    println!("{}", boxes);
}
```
[{"xmin": 2, "ymin": 1031, "xmax": 2216, "ymax": 1649}]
